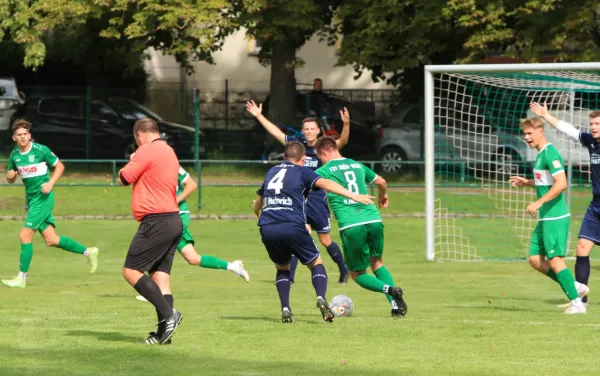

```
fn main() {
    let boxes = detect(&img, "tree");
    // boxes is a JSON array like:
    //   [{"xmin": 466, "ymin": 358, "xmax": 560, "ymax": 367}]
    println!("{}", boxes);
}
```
[
  {"xmin": 231, "ymin": 0, "xmax": 341, "ymax": 127},
  {"xmin": 335, "ymin": 0, "xmax": 600, "ymax": 101},
  {"xmin": 334, "ymin": 0, "xmax": 470, "ymax": 101},
  {"xmin": 0, "ymin": 0, "xmax": 235, "ymax": 76}
]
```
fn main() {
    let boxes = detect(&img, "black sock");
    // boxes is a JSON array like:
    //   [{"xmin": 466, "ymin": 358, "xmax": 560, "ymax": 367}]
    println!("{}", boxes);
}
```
[
  {"xmin": 326, "ymin": 242, "xmax": 348, "ymax": 275},
  {"xmin": 288, "ymin": 256, "xmax": 299, "ymax": 282},
  {"xmin": 311, "ymin": 264, "xmax": 328, "ymax": 299},
  {"xmin": 134, "ymin": 275, "xmax": 172, "ymax": 321},
  {"xmin": 575, "ymin": 256, "xmax": 591, "ymax": 303},
  {"xmin": 275, "ymin": 269, "xmax": 291, "ymax": 310},
  {"xmin": 155, "ymin": 294, "xmax": 175, "ymax": 321}
]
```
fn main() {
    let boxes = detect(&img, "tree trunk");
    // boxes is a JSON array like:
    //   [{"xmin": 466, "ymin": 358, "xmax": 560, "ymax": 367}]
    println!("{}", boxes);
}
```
[{"xmin": 268, "ymin": 40, "xmax": 297, "ymax": 128}]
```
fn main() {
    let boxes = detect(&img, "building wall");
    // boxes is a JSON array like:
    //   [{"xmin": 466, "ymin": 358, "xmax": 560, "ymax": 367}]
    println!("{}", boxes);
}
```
[{"xmin": 144, "ymin": 29, "xmax": 393, "ymax": 91}]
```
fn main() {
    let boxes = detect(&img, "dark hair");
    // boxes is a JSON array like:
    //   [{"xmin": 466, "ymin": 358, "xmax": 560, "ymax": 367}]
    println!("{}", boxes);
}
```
[
  {"xmin": 12, "ymin": 119, "xmax": 31, "ymax": 134},
  {"xmin": 590, "ymin": 111, "xmax": 600, "ymax": 119},
  {"xmin": 284, "ymin": 141, "xmax": 306, "ymax": 162},
  {"xmin": 314, "ymin": 136, "xmax": 338, "ymax": 153},
  {"xmin": 301, "ymin": 117, "xmax": 319, "ymax": 127},
  {"xmin": 133, "ymin": 118, "xmax": 159, "ymax": 134}
]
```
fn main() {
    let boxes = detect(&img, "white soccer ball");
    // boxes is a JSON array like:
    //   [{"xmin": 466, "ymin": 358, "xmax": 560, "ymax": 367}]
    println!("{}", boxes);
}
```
[{"xmin": 329, "ymin": 295, "xmax": 354, "ymax": 317}]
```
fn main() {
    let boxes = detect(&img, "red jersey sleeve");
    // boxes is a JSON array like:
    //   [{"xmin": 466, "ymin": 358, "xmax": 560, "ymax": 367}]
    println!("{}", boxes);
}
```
[{"xmin": 121, "ymin": 146, "xmax": 151, "ymax": 184}]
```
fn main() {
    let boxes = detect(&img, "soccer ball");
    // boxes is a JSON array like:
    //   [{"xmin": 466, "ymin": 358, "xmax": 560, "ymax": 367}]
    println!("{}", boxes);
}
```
[{"xmin": 329, "ymin": 295, "xmax": 354, "ymax": 317}]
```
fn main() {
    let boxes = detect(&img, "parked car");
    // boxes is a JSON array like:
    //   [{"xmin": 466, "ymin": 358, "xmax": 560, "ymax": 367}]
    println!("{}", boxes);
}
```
[
  {"xmin": 0, "ymin": 77, "xmax": 25, "ymax": 139},
  {"xmin": 252, "ymin": 92, "xmax": 380, "ymax": 161},
  {"xmin": 376, "ymin": 103, "xmax": 529, "ymax": 175},
  {"xmin": 10, "ymin": 95, "xmax": 207, "ymax": 160}
]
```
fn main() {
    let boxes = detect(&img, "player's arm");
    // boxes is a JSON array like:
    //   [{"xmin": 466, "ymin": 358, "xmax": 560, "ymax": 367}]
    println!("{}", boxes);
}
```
[
  {"xmin": 530, "ymin": 102, "xmax": 580, "ymax": 141},
  {"xmin": 508, "ymin": 176, "xmax": 535, "ymax": 188},
  {"xmin": 336, "ymin": 107, "xmax": 351, "ymax": 149},
  {"xmin": 246, "ymin": 100, "xmax": 286, "ymax": 145},
  {"xmin": 6, "ymin": 157, "xmax": 17, "ymax": 184},
  {"xmin": 372, "ymin": 176, "xmax": 388, "ymax": 208},
  {"xmin": 41, "ymin": 147, "xmax": 63, "ymax": 194},
  {"xmin": 119, "ymin": 149, "xmax": 149, "ymax": 186},
  {"xmin": 314, "ymin": 178, "xmax": 373, "ymax": 205},
  {"xmin": 538, "ymin": 171, "xmax": 567, "ymax": 204},
  {"xmin": 253, "ymin": 195, "xmax": 263, "ymax": 217},
  {"xmin": 177, "ymin": 174, "xmax": 197, "ymax": 204}
]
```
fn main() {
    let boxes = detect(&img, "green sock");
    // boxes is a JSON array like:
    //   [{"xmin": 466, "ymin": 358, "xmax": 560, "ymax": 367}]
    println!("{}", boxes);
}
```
[
  {"xmin": 355, "ymin": 273, "xmax": 391, "ymax": 294},
  {"xmin": 19, "ymin": 243, "xmax": 34, "ymax": 273},
  {"xmin": 546, "ymin": 269, "xmax": 558, "ymax": 282},
  {"xmin": 199, "ymin": 255, "xmax": 228, "ymax": 270},
  {"xmin": 58, "ymin": 236, "xmax": 87, "ymax": 254},
  {"xmin": 556, "ymin": 268, "xmax": 579, "ymax": 300},
  {"xmin": 374, "ymin": 266, "xmax": 395, "ymax": 303}
]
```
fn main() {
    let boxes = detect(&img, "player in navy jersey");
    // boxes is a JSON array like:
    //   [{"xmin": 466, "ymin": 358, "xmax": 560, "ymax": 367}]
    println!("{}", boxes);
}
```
[
  {"xmin": 530, "ymin": 102, "xmax": 596, "ymax": 306},
  {"xmin": 253, "ymin": 141, "xmax": 373, "ymax": 323},
  {"xmin": 247, "ymin": 100, "xmax": 351, "ymax": 284}
]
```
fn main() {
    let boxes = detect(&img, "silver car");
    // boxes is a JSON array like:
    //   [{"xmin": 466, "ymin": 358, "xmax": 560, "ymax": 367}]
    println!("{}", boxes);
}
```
[
  {"xmin": 0, "ymin": 77, "xmax": 25, "ymax": 136},
  {"xmin": 375, "ymin": 104, "xmax": 529, "ymax": 175}
]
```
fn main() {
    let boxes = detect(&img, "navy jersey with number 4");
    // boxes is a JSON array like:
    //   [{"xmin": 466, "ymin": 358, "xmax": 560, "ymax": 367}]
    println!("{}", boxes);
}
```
[
  {"xmin": 580, "ymin": 132, "xmax": 600, "ymax": 203},
  {"xmin": 257, "ymin": 161, "xmax": 322, "ymax": 226}
]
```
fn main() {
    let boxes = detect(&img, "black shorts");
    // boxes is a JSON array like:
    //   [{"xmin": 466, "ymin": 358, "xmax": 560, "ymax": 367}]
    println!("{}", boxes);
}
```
[
  {"xmin": 124, "ymin": 212, "xmax": 183, "ymax": 274},
  {"xmin": 259, "ymin": 222, "xmax": 320, "ymax": 266}
]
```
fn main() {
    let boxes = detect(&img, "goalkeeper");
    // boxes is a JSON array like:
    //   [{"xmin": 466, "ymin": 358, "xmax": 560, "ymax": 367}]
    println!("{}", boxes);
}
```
[
  {"xmin": 530, "ymin": 102, "xmax": 598, "ymax": 306},
  {"xmin": 509, "ymin": 115, "xmax": 587, "ymax": 314}
]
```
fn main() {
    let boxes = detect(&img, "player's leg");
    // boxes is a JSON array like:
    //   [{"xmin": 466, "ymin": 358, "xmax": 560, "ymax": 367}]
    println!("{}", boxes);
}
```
[
  {"xmin": 574, "ymin": 205, "xmax": 599, "ymax": 303},
  {"xmin": 528, "ymin": 221, "xmax": 561, "ymax": 282},
  {"xmin": 367, "ymin": 222, "xmax": 407, "ymax": 317},
  {"xmin": 178, "ymin": 215, "xmax": 249, "ymax": 281},
  {"xmin": 544, "ymin": 218, "xmax": 586, "ymax": 314},
  {"xmin": 260, "ymin": 224, "xmax": 294, "ymax": 322},
  {"xmin": 293, "ymin": 225, "xmax": 333, "ymax": 322},
  {"xmin": 40, "ymin": 224, "xmax": 98, "ymax": 273},
  {"xmin": 125, "ymin": 214, "xmax": 183, "ymax": 344},
  {"xmin": 308, "ymin": 201, "xmax": 348, "ymax": 283},
  {"xmin": 1, "ymin": 227, "xmax": 36, "ymax": 288}
]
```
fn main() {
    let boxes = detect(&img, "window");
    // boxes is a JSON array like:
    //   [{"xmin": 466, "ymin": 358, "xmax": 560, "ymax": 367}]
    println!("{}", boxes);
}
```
[
  {"xmin": 247, "ymin": 36, "xmax": 264, "ymax": 56},
  {"xmin": 403, "ymin": 106, "xmax": 421, "ymax": 124},
  {"xmin": 90, "ymin": 100, "xmax": 119, "ymax": 122},
  {"xmin": 38, "ymin": 97, "xmax": 82, "ymax": 118}
]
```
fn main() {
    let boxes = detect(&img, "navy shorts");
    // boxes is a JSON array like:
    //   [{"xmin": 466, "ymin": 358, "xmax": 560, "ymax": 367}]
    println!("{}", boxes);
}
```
[
  {"xmin": 579, "ymin": 204, "xmax": 600, "ymax": 245},
  {"xmin": 306, "ymin": 195, "xmax": 331, "ymax": 234},
  {"xmin": 259, "ymin": 222, "xmax": 320, "ymax": 266}
]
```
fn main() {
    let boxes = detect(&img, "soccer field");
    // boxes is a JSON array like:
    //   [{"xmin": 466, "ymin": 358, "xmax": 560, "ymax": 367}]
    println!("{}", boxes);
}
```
[{"xmin": 1, "ymin": 218, "xmax": 600, "ymax": 375}]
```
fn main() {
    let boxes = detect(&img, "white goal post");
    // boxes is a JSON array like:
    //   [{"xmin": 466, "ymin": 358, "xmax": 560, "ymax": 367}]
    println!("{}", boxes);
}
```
[{"xmin": 424, "ymin": 62, "xmax": 600, "ymax": 261}]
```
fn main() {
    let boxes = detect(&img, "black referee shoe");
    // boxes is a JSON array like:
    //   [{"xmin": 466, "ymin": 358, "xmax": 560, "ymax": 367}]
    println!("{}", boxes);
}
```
[{"xmin": 158, "ymin": 310, "xmax": 183, "ymax": 344}]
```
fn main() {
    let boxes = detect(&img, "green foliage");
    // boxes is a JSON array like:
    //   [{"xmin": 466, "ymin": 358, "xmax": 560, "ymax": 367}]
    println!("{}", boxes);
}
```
[{"xmin": 0, "ymin": 0, "xmax": 235, "ymax": 71}]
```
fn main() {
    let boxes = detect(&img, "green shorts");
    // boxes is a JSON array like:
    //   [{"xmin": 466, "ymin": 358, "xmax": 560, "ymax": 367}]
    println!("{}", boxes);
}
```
[
  {"xmin": 25, "ymin": 192, "xmax": 56, "ymax": 232},
  {"xmin": 339, "ymin": 221, "xmax": 384, "ymax": 272},
  {"xmin": 177, "ymin": 213, "xmax": 194, "ymax": 252},
  {"xmin": 529, "ymin": 217, "xmax": 570, "ymax": 259}
]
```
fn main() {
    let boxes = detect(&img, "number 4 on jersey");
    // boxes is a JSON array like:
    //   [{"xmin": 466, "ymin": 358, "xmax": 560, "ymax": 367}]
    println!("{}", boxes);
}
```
[{"xmin": 267, "ymin": 169, "xmax": 287, "ymax": 194}]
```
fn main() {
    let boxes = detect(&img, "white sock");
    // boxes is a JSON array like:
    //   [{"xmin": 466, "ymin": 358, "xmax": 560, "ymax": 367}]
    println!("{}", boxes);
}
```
[
  {"xmin": 83, "ymin": 249, "xmax": 90, "ymax": 257},
  {"xmin": 18, "ymin": 272, "xmax": 26, "ymax": 281},
  {"xmin": 226, "ymin": 262, "xmax": 233, "ymax": 271},
  {"xmin": 571, "ymin": 297, "xmax": 583, "ymax": 306}
]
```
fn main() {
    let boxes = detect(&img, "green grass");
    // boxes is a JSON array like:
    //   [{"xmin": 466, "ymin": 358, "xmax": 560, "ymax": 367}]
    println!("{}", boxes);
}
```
[{"xmin": 1, "ymin": 218, "xmax": 600, "ymax": 375}]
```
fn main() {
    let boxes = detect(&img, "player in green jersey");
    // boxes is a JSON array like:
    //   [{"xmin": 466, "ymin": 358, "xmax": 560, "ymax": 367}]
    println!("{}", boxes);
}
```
[
  {"xmin": 2, "ymin": 120, "xmax": 98, "ymax": 288},
  {"xmin": 135, "ymin": 160, "xmax": 249, "ymax": 302},
  {"xmin": 509, "ymin": 116, "xmax": 587, "ymax": 314},
  {"xmin": 314, "ymin": 136, "xmax": 407, "ymax": 317}
]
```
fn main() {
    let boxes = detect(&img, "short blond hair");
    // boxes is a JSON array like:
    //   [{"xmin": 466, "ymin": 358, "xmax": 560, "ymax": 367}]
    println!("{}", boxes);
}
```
[{"xmin": 520, "ymin": 117, "xmax": 544, "ymax": 130}]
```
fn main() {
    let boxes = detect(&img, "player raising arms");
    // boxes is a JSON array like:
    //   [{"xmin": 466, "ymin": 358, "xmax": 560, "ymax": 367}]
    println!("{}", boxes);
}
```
[
  {"xmin": 2, "ymin": 120, "xmax": 99, "ymax": 288},
  {"xmin": 135, "ymin": 163, "xmax": 249, "ymax": 302},
  {"xmin": 314, "ymin": 136, "xmax": 408, "ymax": 317},
  {"xmin": 529, "ymin": 102, "xmax": 596, "ymax": 306},
  {"xmin": 508, "ymin": 116, "xmax": 587, "ymax": 314},
  {"xmin": 254, "ymin": 141, "xmax": 373, "ymax": 323},
  {"xmin": 247, "ymin": 100, "xmax": 350, "ymax": 284}
]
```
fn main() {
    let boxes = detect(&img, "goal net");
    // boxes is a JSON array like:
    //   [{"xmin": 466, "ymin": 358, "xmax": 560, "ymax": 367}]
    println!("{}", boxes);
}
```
[{"xmin": 424, "ymin": 63, "xmax": 600, "ymax": 261}]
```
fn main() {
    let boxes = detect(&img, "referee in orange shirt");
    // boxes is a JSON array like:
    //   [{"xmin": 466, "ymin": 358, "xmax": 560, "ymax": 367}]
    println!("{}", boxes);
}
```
[{"xmin": 118, "ymin": 118, "xmax": 183, "ymax": 345}]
